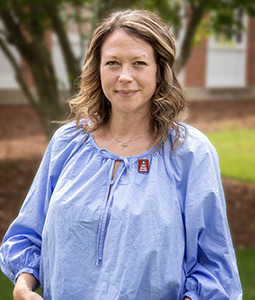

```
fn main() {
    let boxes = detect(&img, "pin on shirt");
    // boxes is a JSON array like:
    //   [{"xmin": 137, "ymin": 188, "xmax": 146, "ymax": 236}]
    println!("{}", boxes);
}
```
[{"xmin": 138, "ymin": 159, "xmax": 149, "ymax": 173}]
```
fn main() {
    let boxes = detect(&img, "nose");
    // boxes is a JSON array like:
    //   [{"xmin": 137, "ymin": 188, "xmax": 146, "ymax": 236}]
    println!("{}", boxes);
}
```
[{"xmin": 118, "ymin": 66, "xmax": 133, "ymax": 83}]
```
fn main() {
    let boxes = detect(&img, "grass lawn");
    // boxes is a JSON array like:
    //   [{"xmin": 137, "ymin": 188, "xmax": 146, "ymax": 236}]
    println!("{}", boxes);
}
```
[
  {"xmin": 0, "ymin": 270, "xmax": 13, "ymax": 300},
  {"xmin": 236, "ymin": 248, "xmax": 255, "ymax": 300},
  {"xmin": 207, "ymin": 129, "xmax": 255, "ymax": 183},
  {"xmin": 0, "ymin": 271, "xmax": 41, "ymax": 299},
  {"xmin": 0, "ymin": 248, "xmax": 254, "ymax": 299}
]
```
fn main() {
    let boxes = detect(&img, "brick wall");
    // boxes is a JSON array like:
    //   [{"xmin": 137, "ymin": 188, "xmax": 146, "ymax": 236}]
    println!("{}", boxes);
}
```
[
  {"xmin": 184, "ymin": 36, "xmax": 208, "ymax": 87},
  {"xmin": 246, "ymin": 17, "xmax": 255, "ymax": 86}
]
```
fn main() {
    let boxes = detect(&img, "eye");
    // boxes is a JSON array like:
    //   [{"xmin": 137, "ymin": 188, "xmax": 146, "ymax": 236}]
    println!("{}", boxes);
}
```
[
  {"xmin": 106, "ymin": 61, "xmax": 119, "ymax": 66},
  {"xmin": 134, "ymin": 61, "xmax": 147, "ymax": 66}
]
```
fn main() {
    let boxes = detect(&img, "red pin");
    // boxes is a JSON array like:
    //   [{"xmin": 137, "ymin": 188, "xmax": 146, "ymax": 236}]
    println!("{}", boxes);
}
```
[{"xmin": 138, "ymin": 159, "xmax": 149, "ymax": 173}]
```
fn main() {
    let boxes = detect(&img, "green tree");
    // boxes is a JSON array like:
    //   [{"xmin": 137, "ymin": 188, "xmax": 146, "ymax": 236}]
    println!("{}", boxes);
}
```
[{"xmin": 0, "ymin": 0, "xmax": 254, "ymax": 137}]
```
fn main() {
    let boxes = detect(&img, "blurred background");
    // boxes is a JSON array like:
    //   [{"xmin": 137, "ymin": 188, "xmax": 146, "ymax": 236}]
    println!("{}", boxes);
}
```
[{"xmin": 0, "ymin": 0, "xmax": 254, "ymax": 299}]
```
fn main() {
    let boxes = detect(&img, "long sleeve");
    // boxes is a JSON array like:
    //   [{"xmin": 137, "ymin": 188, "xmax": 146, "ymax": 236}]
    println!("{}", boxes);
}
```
[
  {"xmin": 0, "ymin": 123, "xmax": 81, "ymax": 284},
  {"xmin": 0, "ymin": 140, "xmax": 54, "ymax": 283},
  {"xmin": 181, "ymin": 130, "xmax": 242, "ymax": 299}
]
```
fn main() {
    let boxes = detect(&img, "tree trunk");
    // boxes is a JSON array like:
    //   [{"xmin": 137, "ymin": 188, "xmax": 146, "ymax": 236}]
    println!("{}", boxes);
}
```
[
  {"xmin": 0, "ymin": 7, "xmax": 72, "ymax": 138},
  {"xmin": 28, "ymin": 58, "xmax": 68, "ymax": 138},
  {"xmin": 176, "ymin": 3, "xmax": 206, "ymax": 73},
  {"xmin": 44, "ymin": 0, "xmax": 81, "ymax": 91}
]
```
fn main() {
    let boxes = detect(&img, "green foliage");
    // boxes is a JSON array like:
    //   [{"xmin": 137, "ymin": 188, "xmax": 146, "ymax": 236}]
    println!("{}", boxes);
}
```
[
  {"xmin": 207, "ymin": 129, "xmax": 255, "ymax": 183},
  {"xmin": 189, "ymin": 0, "xmax": 254, "ymax": 42},
  {"xmin": 135, "ymin": 0, "xmax": 183, "ymax": 28}
]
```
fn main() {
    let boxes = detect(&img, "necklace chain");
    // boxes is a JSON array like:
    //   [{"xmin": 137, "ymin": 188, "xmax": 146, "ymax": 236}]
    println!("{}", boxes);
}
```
[{"xmin": 108, "ymin": 125, "xmax": 149, "ymax": 151}]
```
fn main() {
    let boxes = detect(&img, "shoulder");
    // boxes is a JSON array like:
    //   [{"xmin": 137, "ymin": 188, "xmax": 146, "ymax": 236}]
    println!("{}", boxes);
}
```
[
  {"xmin": 168, "ymin": 123, "xmax": 219, "ymax": 170},
  {"xmin": 166, "ymin": 124, "xmax": 221, "ymax": 191},
  {"xmin": 51, "ymin": 121, "xmax": 86, "ymax": 143},
  {"xmin": 47, "ymin": 121, "xmax": 87, "ymax": 157},
  {"xmin": 177, "ymin": 123, "xmax": 217, "ymax": 156},
  {"xmin": 52, "ymin": 121, "xmax": 83, "ymax": 139}
]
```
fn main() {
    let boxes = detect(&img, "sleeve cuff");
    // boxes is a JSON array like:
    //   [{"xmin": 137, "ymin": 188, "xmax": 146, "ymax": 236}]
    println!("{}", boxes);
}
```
[
  {"xmin": 184, "ymin": 291, "xmax": 199, "ymax": 300},
  {"xmin": 14, "ymin": 267, "xmax": 40, "ymax": 286}
]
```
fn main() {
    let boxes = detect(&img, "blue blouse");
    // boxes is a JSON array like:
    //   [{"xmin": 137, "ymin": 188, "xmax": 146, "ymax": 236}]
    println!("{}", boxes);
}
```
[{"xmin": 0, "ymin": 122, "xmax": 242, "ymax": 300}]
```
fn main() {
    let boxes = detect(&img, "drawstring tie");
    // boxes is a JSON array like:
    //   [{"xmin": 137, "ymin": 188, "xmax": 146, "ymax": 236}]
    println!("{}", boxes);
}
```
[{"xmin": 96, "ymin": 158, "xmax": 129, "ymax": 265}]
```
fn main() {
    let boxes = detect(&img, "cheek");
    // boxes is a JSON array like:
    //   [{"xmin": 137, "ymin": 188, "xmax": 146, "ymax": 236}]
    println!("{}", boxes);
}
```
[
  {"xmin": 100, "ymin": 70, "xmax": 110, "ymax": 96},
  {"xmin": 100, "ymin": 69, "xmax": 114, "ymax": 88}
]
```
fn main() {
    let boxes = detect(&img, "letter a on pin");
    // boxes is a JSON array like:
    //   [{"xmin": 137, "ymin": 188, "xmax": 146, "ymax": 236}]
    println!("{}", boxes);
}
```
[{"xmin": 138, "ymin": 159, "xmax": 149, "ymax": 173}]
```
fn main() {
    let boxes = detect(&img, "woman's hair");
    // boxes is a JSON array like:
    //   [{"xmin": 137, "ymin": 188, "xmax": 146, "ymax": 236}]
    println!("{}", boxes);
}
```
[{"xmin": 69, "ymin": 9, "xmax": 186, "ymax": 150}]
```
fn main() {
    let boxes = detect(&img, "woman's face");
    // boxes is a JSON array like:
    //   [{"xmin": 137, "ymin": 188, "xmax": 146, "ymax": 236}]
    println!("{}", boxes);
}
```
[{"xmin": 100, "ymin": 29, "xmax": 157, "ymax": 117}]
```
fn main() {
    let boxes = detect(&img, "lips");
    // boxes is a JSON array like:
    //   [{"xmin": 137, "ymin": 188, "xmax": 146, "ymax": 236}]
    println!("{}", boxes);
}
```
[{"xmin": 116, "ymin": 90, "xmax": 138, "ymax": 97}]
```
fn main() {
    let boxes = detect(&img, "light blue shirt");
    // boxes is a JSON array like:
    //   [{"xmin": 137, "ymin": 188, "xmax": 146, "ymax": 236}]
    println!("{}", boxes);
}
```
[{"xmin": 0, "ymin": 122, "xmax": 242, "ymax": 300}]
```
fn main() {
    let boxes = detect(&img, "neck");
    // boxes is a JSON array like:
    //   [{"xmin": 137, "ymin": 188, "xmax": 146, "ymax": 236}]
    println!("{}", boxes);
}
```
[
  {"xmin": 108, "ymin": 110, "xmax": 151, "ymax": 141},
  {"xmin": 92, "ymin": 109, "xmax": 154, "ymax": 156}
]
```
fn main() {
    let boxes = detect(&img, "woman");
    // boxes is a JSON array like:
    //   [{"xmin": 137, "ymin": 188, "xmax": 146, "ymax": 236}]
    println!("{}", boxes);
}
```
[{"xmin": 0, "ymin": 9, "xmax": 242, "ymax": 300}]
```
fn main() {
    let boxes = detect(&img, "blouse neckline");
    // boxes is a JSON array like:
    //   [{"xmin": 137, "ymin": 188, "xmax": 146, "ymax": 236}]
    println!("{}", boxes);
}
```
[{"xmin": 88, "ymin": 132, "xmax": 159, "ymax": 160}]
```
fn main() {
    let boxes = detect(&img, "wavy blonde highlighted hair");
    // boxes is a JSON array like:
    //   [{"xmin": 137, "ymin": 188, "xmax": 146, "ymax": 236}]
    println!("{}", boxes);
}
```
[{"xmin": 69, "ymin": 9, "xmax": 186, "ymax": 150}]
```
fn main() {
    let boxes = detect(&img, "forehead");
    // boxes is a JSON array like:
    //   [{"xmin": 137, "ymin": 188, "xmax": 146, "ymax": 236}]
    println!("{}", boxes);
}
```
[{"xmin": 101, "ymin": 29, "xmax": 155, "ymax": 58}]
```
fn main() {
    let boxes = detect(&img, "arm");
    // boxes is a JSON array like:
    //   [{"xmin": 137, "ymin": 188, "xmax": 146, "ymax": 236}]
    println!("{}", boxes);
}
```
[
  {"xmin": 0, "ymin": 123, "xmax": 81, "ymax": 288},
  {"xmin": 13, "ymin": 273, "xmax": 43, "ymax": 300},
  {"xmin": 0, "ymin": 137, "xmax": 55, "ymax": 284},
  {"xmin": 177, "ymin": 130, "xmax": 242, "ymax": 299}
]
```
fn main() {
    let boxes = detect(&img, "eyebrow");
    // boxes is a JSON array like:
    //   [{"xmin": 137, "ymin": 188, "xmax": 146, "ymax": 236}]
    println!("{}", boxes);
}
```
[{"xmin": 133, "ymin": 55, "xmax": 148, "ymax": 60}]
